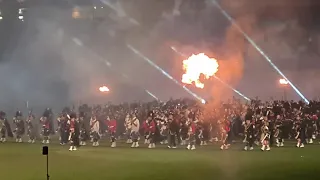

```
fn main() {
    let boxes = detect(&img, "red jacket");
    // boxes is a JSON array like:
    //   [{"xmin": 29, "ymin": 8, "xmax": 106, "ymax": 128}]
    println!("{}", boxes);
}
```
[
  {"xmin": 70, "ymin": 119, "xmax": 75, "ymax": 133},
  {"xmin": 148, "ymin": 120, "xmax": 156, "ymax": 133},
  {"xmin": 189, "ymin": 123, "xmax": 196, "ymax": 134},
  {"xmin": 142, "ymin": 120, "xmax": 149, "ymax": 132},
  {"xmin": 107, "ymin": 120, "xmax": 117, "ymax": 133},
  {"xmin": 41, "ymin": 117, "xmax": 50, "ymax": 129},
  {"xmin": 224, "ymin": 121, "xmax": 231, "ymax": 132}
]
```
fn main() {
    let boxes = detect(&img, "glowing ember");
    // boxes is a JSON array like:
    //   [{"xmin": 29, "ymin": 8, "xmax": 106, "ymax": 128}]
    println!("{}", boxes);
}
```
[
  {"xmin": 182, "ymin": 53, "xmax": 219, "ymax": 88},
  {"xmin": 279, "ymin": 79, "xmax": 288, "ymax": 85},
  {"xmin": 99, "ymin": 86, "xmax": 110, "ymax": 92}
]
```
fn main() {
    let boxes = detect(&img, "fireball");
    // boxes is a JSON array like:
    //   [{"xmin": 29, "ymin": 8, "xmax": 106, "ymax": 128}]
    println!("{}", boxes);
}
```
[
  {"xmin": 99, "ymin": 86, "xmax": 110, "ymax": 92},
  {"xmin": 182, "ymin": 53, "xmax": 219, "ymax": 88}
]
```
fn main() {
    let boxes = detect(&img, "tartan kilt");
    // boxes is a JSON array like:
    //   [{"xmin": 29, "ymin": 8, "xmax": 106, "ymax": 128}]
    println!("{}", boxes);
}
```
[
  {"xmin": 0, "ymin": 127, "xmax": 6, "ymax": 137},
  {"xmin": 42, "ymin": 127, "xmax": 50, "ymax": 137},
  {"xmin": 109, "ymin": 131, "xmax": 116, "ymax": 139},
  {"xmin": 187, "ymin": 133, "xmax": 195, "ymax": 143},
  {"xmin": 131, "ymin": 131, "xmax": 139, "ymax": 140}
]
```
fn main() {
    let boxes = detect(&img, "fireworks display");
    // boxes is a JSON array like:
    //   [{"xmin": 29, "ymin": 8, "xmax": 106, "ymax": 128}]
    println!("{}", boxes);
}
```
[{"xmin": 182, "ymin": 53, "xmax": 219, "ymax": 88}]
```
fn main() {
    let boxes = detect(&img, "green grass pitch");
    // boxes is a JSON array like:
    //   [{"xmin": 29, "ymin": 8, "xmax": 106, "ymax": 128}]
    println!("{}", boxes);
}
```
[{"xmin": 1, "ymin": 142, "xmax": 320, "ymax": 180}]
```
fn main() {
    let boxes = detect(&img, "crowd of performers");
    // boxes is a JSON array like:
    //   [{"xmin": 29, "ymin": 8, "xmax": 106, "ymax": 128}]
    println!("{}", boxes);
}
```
[{"xmin": 0, "ymin": 98, "xmax": 319, "ymax": 152}]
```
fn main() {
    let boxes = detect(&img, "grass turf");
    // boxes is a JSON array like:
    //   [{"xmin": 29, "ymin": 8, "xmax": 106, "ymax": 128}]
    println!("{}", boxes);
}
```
[{"xmin": 1, "ymin": 142, "xmax": 320, "ymax": 180}]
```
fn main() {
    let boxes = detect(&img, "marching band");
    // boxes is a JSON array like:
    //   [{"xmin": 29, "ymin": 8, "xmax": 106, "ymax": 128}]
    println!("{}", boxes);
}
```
[{"xmin": 0, "ymin": 100, "xmax": 319, "ymax": 152}]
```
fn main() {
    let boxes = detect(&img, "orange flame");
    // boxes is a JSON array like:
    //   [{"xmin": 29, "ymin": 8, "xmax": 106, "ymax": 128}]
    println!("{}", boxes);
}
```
[
  {"xmin": 182, "ymin": 53, "xmax": 219, "ymax": 88},
  {"xmin": 99, "ymin": 86, "xmax": 110, "ymax": 92}
]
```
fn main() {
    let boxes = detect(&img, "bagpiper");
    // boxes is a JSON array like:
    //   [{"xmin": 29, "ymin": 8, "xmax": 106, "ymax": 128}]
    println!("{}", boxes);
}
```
[
  {"xmin": 124, "ymin": 114, "xmax": 132, "ymax": 144},
  {"xmin": 13, "ymin": 111, "xmax": 25, "ymax": 143},
  {"xmin": 68, "ymin": 112, "xmax": 79, "ymax": 151},
  {"xmin": 130, "ymin": 113, "xmax": 140, "ymax": 148},
  {"xmin": 147, "ymin": 112, "xmax": 156, "ymax": 149},
  {"xmin": 90, "ymin": 114, "xmax": 100, "ymax": 147},
  {"xmin": 142, "ymin": 119, "xmax": 149, "ymax": 144},
  {"xmin": 295, "ymin": 117, "xmax": 306, "ymax": 148},
  {"xmin": 79, "ymin": 112, "xmax": 89, "ymax": 146},
  {"xmin": 220, "ymin": 119, "xmax": 231, "ymax": 150},
  {"xmin": 167, "ymin": 113, "xmax": 178, "ymax": 149},
  {"xmin": 274, "ymin": 118, "xmax": 284, "ymax": 147},
  {"xmin": 57, "ymin": 113, "xmax": 68, "ymax": 145},
  {"xmin": 106, "ymin": 115, "xmax": 117, "ymax": 148},
  {"xmin": 260, "ymin": 121, "xmax": 271, "ymax": 151},
  {"xmin": 186, "ymin": 118, "xmax": 196, "ymax": 150},
  {"xmin": 0, "ymin": 111, "xmax": 13, "ymax": 142},
  {"xmin": 40, "ymin": 108, "xmax": 52, "ymax": 144},
  {"xmin": 244, "ymin": 119, "xmax": 255, "ymax": 151},
  {"xmin": 26, "ymin": 110, "xmax": 36, "ymax": 143}
]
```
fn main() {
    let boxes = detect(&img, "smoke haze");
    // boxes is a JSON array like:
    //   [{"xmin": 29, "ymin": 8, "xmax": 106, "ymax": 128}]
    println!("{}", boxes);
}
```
[{"xmin": 0, "ymin": 0, "xmax": 320, "ymax": 113}]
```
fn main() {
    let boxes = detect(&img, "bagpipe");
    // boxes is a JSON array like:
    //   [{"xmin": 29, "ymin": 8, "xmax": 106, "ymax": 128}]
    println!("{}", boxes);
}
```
[
  {"xmin": 273, "ymin": 127, "xmax": 280, "ymax": 138},
  {"xmin": 56, "ymin": 116, "xmax": 63, "ymax": 133},
  {"xmin": 260, "ymin": 125, "xmax": 270, "ymax": 143},
  {"xmin": 90, "ymin": 118, "xmax": 102, "ymax": 137},
  {"xmin": 197, "ymin": 129, "xmax": 203, "ymax": 139},
  {"xmin": 124, "ymin": 116, "xmax": 132, "ymax": 131},
  {"xmin": 295, "ymin": 131, "xmax": 300, "ymax": 140},
  {"xmin": 261, "ymin": 133, "xmax": 270, "ymax": 143},
  {"xmin": 68, "ymin": 128, "xmax": 75, "ymax": 141},
  {"xmin": 12, "ymin": 117, "xmax": 25, "ymax": 135}
]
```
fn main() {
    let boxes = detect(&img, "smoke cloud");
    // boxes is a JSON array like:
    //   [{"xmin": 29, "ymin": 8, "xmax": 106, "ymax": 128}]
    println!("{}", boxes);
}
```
[{"xmin": 1, "ymin": 0, "xmax": 319, "ymax": 114}]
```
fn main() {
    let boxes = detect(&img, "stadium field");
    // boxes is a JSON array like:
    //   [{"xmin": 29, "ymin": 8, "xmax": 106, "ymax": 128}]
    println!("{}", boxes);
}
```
[{"xmin": 1, "ymin": 142, "xmax": 320, "ymax": 180}]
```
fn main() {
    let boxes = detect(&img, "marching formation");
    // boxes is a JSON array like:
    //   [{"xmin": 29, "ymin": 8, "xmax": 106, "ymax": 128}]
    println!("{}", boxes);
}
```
[{"xmin": 0, "ymin": 98, "xmax": 319, "ymax": 152}]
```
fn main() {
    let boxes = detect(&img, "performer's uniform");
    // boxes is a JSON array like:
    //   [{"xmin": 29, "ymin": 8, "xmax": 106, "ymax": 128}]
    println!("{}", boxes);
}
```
[
  {"xmin": 79, "ymin": 115, "xmax": 89, "ymax": 146},
  {"xmin": 0, "ymin": 112, "xmax": 13, "ymax": 142},
  {"xmin": 40, "ymin": 108, "xmax": 54, "ymax": 144},
  {"xmin": 201, "ymin": 121, "xmax": 209, "ymax": 145},
  {"xmin": 131, "ymin": 116, "xmax": 140, "ymax": 148},
  {"xmin": 186, "ymin": 120, "xmax": 196, "ymax": 150},
  {"xmin": 311, "ymin": 115, "xmax": 318, "ymax": 141},
  {"xmin": 179, "ymin": 117, "xmax": 188, "ymax": 146},
  {"xmin": 275, "ymin": 120, "xmax": 284, "ymax": 147},
  {"xmin": 90, "ymin": 117, "xmax": 100, "ymax": 147},
  {"xmin": 168, "ymin": 117, "xmax": 179, "ymax": 148},
  {"xmin": 159, "ymin": 120, "xmax": 168, "ymax": 145},
  {"xmin": 13, "ymin": 111, "xmax": 25, "ymax": 143},
  {"xmin": 261, "ymin": 123, "xmax": 271, "ymax": 151},
  {"xmin": 0, "ymin": 118, "xmax": 6, "ymax": 142},
  {"xmin": 220, "ymin": 120, "xmax": 231, "ymax": 150},
  {"xmin": 296, "ymin": 120, "xmax": 306, "ymax": 148},
  {"xmin": 148, "ymin": 119, "xmax": 156, "ymax": 148},
  {"xmin": 142, "ymin": 120, "xmax": 149, "ymax": 144},
  {"xmin": 124, "ymin": 115, "xmax": 132, "ymax": 144},
  {"xmin": 26, "ymin": 112, "xmax": 36, "ymax": 143},
  {"xmin": 58, "ymin": 114, "xmax": 69, "ymax": 145},
  {"xmin": 306, "ymin": 116, "xmax": 314, "ymax": 144},
  {"xmin": 106, "ymin": 118, "xmax": 117, "ymax": 148},
  {"xmin": 68, "ymin": 114, "xmax": 79, "ymax": 151},
  {"xmin": 40, "ymin": 116, "xmax": 51, "ymax": 144},
  {"xmin": 244, "ymin": 121, "xmax": 255, "ymax": 150}
]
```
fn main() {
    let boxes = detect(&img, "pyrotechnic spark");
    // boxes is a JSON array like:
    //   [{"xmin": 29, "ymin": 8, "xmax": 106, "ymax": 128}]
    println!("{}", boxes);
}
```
[
  {"xmin": 279, "ymin": 79, "xmax": 289, "ymax": 85},
  {"xmin": 182, "ymin": 53, "xmax": 219, "ymax": 88},
  {"xmin": 211, "ymin": 0, "xmax": 309, "ymax": 104},
  {"xmin": 171, "ymin": 46, "xmax": 250, "ymax": 101},
  {"xmin": 145, "ymin": 90, "xmax": 160, "ymax": 101},
  {"xmin": 99, "ymin": 86, "xmax": 110, "ymax": 92},
  {"xmin": 127, "ymin": 44, "xmax": 206, "ymax": 104}
]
